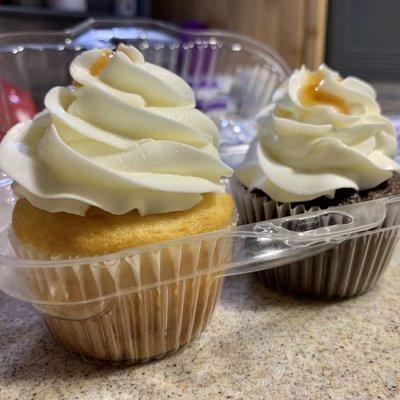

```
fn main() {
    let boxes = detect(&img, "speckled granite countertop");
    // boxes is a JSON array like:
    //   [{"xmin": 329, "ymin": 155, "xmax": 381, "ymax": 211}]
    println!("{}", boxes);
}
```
[{"xmin": 0, "ymin": 257, "xmax": 399, "ymax": 400}]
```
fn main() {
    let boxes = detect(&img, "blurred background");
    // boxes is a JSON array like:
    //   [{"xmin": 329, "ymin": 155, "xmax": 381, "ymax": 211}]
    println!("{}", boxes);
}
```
[
  {"xmin": 0, "ymin": 0, "xmax": 399, "ymax": 156},
  {"xmin": 1, "ymin": 0, "xmax": 400, "ymax": 80}
]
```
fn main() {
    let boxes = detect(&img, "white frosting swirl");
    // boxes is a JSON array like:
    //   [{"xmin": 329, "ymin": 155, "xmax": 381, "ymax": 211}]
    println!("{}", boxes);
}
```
[
  {"xmin": 0, "ymin": 45, "xmax": 232, "ymax": 216},
  {"xmin": 236, "ymin": 65, "xmax": 399, "ymax": 202}
]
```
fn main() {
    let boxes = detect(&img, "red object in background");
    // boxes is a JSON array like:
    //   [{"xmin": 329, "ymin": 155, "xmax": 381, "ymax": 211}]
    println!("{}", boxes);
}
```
[{"xmin": 0, "ymin": 80, "xmax": 36, "ymax": 140}]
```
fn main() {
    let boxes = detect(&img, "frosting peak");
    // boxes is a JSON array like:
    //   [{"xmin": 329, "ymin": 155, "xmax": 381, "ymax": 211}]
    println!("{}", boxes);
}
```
[
  {"xmin": 236, "ymin": 65, "xmax": 399, "ymax": 202},
  {"xmin": 0, "ymin": 45, "xmax": 232, "ymax": 216}
]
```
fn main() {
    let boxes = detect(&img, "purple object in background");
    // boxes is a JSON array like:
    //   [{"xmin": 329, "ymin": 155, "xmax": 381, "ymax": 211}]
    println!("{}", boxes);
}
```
[
  {"xmin": 178, "ymin": 21, "xmax": 230, "ymax": 113},
  {"xmin": 180, "ymin": 21, "xmax": 210, "ymax": 75},
  {"xmin": 48, "ymin": 0, "xmax": 88, "ymax": 12}
]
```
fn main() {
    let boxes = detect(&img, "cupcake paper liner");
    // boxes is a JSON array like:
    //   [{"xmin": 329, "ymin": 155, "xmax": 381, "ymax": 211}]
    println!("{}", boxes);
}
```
[
  {"xmin": 231, "ymin": 178, "xmax": 400, "ymax": 298},
  {"xmin": 9, "ymin": 220, "xmax": 235, "ymax": 363}
]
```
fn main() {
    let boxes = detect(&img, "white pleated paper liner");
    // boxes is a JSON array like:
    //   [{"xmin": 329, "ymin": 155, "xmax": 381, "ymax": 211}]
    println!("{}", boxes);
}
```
[
  {"xmin": 231, "ymin": 177, "xmax": 400, "ymax": 298},
  {"xmin": 8, "ymin": 219, "xmax": 235, "ymax": 363}
]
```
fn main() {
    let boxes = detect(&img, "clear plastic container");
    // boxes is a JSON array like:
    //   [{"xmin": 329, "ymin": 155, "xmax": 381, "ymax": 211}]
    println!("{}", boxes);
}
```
[
  {"xmin": 0, "ymin": 177, "xmax": 399, "ymax": 363},
  {"xmin": 0, "ymin": 19, "xmax": 399, "ymax": 365}
]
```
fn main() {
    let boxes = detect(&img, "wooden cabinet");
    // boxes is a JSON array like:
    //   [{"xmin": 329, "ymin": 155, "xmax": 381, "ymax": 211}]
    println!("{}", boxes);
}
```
[{"xmin": 153, "ymin": 0, "xmax": 328, "ymax": 69}]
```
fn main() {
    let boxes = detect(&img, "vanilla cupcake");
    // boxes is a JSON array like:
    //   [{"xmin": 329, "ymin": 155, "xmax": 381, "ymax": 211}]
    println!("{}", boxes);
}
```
[
  {"xmin": 0, "ymin": 45, "xmax": 235, "ymax": 362},
  {"xmin": 233, "ymin": 65, "xmax": 400, "ymax": 298}
]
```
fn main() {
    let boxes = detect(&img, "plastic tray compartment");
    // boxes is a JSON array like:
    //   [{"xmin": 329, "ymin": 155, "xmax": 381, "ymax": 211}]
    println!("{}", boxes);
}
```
[{"xmin": 0, "ymin": 181, "xmax": 399, "ymax": 363}]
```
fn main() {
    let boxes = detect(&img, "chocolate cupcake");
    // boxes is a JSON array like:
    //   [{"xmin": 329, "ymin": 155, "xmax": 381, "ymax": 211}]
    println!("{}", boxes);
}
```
[{"xmin": 233, "ymin": 64, "xmax": 400, "ymax": 298}]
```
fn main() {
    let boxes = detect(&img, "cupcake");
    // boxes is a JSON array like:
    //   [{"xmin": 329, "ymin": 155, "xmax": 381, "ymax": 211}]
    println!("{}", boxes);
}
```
[
  {"xmin": 233, "ymin": 64, "xmax": 400, "ymax": 298},
  {"xmin": 0, "ymin": 45, "xmax": 235, "ymax": 363}
]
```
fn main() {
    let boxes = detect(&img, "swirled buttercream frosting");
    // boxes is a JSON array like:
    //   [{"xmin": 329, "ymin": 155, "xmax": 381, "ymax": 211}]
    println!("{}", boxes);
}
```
[
  {"xmin": 236, "ymin": 64, "xmax": 399, "ymax": 202},
  {"xmin": 0, "ymin": 45, "xmax": 232, "ymax": 216}
]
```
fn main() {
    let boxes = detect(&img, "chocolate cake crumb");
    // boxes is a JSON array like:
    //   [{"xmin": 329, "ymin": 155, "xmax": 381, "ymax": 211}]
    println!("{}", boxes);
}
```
[{"xmin": 250, "ymin": 174, "xmax": 400, "ymax": 210}]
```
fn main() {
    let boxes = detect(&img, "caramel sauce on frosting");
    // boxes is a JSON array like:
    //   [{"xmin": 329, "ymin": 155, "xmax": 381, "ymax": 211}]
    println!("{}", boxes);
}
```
[
  {"xmin": 299, "ymin": 72, "xmax": 348, "ymax": 114},
  {"xmin": 90, "ymin": 49, "xmax": 114, "ymax": 76}
]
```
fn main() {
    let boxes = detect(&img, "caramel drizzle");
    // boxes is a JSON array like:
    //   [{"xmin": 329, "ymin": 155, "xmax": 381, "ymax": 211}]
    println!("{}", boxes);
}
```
[
  {"xmin": 299, "ymin": 72, "xmax": 348, "ymax": 114},
  {"xmin": 90, "ymin": 49, "xmax": 115, "ymax": 76}
]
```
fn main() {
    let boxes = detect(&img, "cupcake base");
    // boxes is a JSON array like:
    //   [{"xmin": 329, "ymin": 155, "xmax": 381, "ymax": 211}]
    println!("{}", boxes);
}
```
[
  {"xmin": 258, "ymin": 227, "xmax": 398, "ymax": 298},
  {"xmin": 10, "ymin": 228, "xmax": 233, "ymax": 363},
  {"xmin": 232, "ymin": 177, "xmax": 400, "ymax": 298},
  {"xmin": 45, "ymin": 274, "xmax": 224, "ymax": 363}
]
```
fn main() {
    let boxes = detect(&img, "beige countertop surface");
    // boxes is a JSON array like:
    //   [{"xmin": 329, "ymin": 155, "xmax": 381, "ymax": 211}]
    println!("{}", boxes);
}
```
[{"xmin": 0, "ymin": 260, "xmax": 399, "ymax": 400}]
